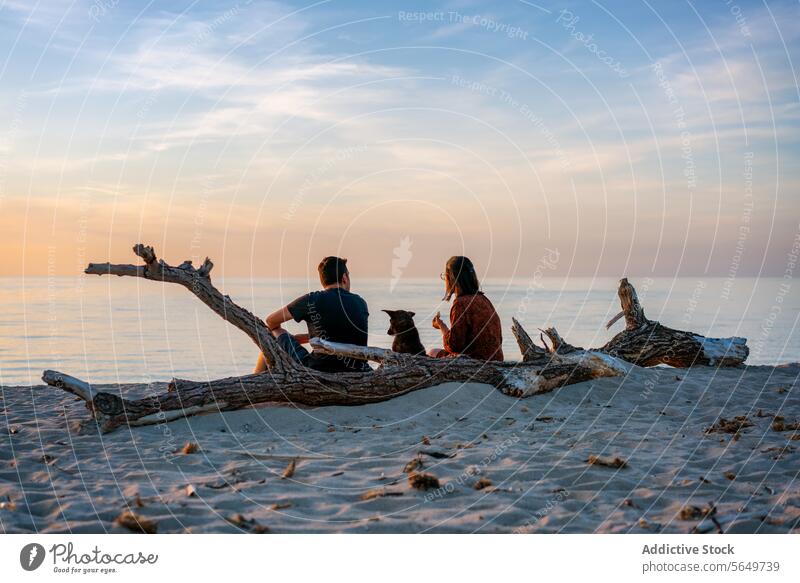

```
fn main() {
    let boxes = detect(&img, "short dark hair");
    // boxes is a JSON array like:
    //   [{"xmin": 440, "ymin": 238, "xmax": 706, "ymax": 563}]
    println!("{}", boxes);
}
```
[
  {"xmin": 443, "ymin": 256, "xmax": 480, "ymax": 300},
  {"xmin": 318, "ymin": 256, "xmax": 348, "ymax": 286}
]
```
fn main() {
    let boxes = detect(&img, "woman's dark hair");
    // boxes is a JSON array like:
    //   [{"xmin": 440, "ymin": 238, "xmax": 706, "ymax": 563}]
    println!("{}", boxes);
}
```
[
  {"xmin": 442, "ymin": 256, "xmax": 480, "ymax": 300},
  {"xmin": 318, "ymin": 256, "xmax": 348, "ymax": 286}
]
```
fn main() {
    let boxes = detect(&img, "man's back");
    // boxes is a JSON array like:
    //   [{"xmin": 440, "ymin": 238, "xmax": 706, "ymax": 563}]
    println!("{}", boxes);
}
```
[{"xmin": 287, "ymin": 287, "xmax": 370, "ymax": 372}]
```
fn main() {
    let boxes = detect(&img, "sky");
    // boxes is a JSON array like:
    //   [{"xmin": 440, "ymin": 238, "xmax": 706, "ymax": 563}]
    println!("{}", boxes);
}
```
[{"xmin": 0, "ymin": 0, "xmax": 798, "ymax": 281}]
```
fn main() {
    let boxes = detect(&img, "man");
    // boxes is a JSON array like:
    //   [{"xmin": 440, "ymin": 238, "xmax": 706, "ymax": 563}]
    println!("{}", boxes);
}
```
[{"xmin": 254, "ymin": 256, "xmax": 371, "ymax": 373}]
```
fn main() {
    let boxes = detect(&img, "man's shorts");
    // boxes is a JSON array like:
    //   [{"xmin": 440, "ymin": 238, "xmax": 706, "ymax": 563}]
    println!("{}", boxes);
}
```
[{"xmin": 275, "ymin": 332, "xmax": 311, "ymax": 365}]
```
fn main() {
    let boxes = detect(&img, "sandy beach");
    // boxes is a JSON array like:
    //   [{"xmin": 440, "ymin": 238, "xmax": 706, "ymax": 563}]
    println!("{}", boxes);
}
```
[{"xmin": 1, "ymin": 363, "xmax": 798, "ymax": 534}]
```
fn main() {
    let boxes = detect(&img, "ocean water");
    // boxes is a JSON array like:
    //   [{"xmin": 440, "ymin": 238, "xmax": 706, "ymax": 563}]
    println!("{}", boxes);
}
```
[{"xmin": 0, "ymin": 276, "xmax": 796, "ymax": 385}]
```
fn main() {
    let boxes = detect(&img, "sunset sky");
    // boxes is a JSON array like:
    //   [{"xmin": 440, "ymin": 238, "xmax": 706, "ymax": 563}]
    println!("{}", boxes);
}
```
[{"xmin": 0, "ymin": 0, "xmax": 798, "ymax": 280}]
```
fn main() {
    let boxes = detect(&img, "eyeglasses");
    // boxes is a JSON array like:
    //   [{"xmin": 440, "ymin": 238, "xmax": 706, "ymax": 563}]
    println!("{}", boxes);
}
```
[{"xmin": 439, "ymin": 272, "xmax": 446, "ymax": 281}]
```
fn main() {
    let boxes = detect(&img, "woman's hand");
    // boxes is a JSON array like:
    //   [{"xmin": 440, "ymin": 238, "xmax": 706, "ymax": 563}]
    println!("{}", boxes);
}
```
[{"xmin": 432, "ymin": 312, "xmax": 449, "ymax": 333}]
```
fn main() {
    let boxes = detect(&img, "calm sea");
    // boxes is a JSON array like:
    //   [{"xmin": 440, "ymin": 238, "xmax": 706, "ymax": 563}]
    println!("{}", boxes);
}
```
[{"xmin": 0, "ymin": 276, "xmax": 796, "ymax": 385}]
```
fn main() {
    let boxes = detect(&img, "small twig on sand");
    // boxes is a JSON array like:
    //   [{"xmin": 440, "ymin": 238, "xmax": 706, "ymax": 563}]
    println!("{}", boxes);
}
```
[{"xmin": 586, "ymin": 455, "xmax": 628, "ymax": 469}]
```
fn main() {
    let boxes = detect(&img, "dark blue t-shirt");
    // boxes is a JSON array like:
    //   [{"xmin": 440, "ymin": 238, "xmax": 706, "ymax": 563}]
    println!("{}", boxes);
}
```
[{"xmin": 287, "ymin": 288, "xmax": 370, "ymax": 372}]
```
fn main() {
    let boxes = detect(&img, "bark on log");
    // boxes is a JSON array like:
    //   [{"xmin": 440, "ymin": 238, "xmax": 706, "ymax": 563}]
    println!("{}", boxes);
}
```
[{"xmin": 41, "ymin": 246, "xmax": 748, "ymax": 432}]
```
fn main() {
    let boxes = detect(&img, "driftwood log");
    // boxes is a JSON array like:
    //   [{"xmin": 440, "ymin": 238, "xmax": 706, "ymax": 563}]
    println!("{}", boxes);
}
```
[
  {"xmin": 515, "ymin": 278, "xmax": 748, "ymax": 368},
  {"xmin": 42, "ymin": 245, "xmax": 748, "ymax": 432},
  {"xmin": 599, "ymin": 279, "xmax": 749, "ymax": 367}
]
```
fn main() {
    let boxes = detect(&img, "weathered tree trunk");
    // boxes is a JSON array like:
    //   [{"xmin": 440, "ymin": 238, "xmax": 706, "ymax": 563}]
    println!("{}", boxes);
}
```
[{"xmin": 41, "ymin": 246, "xmax": 747, "ymax": 432}]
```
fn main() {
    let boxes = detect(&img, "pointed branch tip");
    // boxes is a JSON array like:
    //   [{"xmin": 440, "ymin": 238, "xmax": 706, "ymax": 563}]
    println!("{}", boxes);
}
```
[{"xmin": 132, "ymin": 244, "xmax": 157, "ymax": 264}]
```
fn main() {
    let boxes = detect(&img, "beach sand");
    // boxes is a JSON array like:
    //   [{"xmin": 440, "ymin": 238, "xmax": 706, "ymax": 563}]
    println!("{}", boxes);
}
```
[{"xmin": 1, "ymin": 364, "xmax": 799, "ymax": 533}]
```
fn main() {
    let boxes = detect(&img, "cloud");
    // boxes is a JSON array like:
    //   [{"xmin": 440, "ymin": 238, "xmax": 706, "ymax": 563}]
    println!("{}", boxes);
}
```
[
  {"xmin": 2, "ymin": 0, "xmax": 798, "ymax": 276},
  {"xmin": 1, "ymin": 0, "xmax": 78, "ymax": 28}
]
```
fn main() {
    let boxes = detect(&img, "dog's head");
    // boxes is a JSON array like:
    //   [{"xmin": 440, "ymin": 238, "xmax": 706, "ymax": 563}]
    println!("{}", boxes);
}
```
[{"xmin": 382, "ymin": 309, "xmax": 417, "ymax": 336}]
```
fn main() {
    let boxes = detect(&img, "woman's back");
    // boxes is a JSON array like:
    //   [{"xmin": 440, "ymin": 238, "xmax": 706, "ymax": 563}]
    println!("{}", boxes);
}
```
[{"xmin": 445, "ymin": 292, "xmax": 504, "ymax": 361}]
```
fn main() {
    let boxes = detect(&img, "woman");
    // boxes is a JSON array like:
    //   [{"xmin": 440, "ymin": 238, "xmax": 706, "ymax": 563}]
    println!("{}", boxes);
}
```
[{"xmin": 428, "ymin": 256, "xmax": 504, "ymax": 361}]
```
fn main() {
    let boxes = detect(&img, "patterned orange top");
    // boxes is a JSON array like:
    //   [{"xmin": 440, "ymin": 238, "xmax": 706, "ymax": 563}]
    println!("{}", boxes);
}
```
[{"xmin": 442, "ymin": 292, "xmax": 504, "ymax": 361}]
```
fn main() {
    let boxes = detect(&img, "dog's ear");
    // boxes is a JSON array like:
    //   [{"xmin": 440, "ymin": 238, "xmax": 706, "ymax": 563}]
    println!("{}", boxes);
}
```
[
  {"xmin": 407, "ymin": 312, "xmax": 416, "ymax": 319},
  {"xmin": 382, "ymin": 309, "xmax": 396, "ymax": 317}
]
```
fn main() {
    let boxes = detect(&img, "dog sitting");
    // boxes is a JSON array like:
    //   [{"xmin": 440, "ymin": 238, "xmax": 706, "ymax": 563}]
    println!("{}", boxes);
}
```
[{"xmin": 382, "ymin": 309, "xmax": 426, "ymax": 356}]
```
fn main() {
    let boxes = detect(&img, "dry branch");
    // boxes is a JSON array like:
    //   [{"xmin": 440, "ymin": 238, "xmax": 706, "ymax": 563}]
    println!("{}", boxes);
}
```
[{"xmin": 85, "ymin": 245, "xmax": 295, "ymax": 373}]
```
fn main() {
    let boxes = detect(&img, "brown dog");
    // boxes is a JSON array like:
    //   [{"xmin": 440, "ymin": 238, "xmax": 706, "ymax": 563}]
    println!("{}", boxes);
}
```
[{"xmin": 382, "ymin": 309, "xmax": 426, "ymax": 356}]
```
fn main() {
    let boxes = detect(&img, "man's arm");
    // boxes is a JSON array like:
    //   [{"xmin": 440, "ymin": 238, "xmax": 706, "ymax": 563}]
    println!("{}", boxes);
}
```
[
  {"xmin": 265, "ymin": 305, "xmax": 310, "ymax": 344},
  {"xmin": 265, "ymin": 306, "xmax": 293, "ymax": 331}
]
